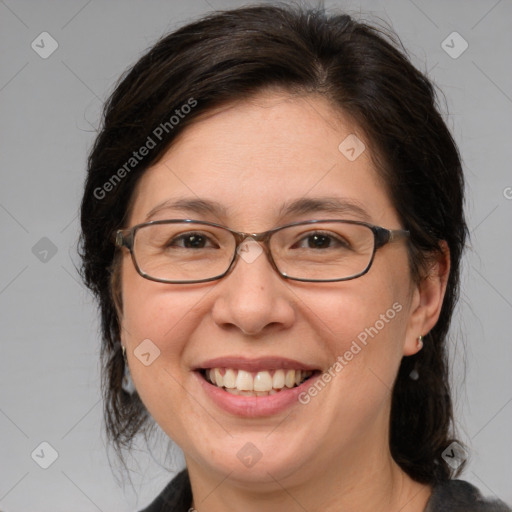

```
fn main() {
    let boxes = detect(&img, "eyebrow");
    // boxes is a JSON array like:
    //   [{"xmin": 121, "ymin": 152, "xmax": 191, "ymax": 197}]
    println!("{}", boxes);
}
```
[
  {"xmin": 144, "ymin": 196, "xmax": 372, "ymax": 223},
  {"xmin": 144, "ymin": 198, "xmax": 229, "ymax": 222}
]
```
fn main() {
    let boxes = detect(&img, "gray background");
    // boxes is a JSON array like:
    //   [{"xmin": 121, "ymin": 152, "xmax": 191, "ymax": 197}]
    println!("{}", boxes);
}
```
[{"xmin": 1, "ymin": 0, "xmax": 511, "ymax": 510}]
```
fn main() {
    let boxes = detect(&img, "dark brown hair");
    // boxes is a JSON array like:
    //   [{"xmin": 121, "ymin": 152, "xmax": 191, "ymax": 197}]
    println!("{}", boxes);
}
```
[{"xmin": 79, "ymin": 3, "xmax": 467, "ymax": 484}]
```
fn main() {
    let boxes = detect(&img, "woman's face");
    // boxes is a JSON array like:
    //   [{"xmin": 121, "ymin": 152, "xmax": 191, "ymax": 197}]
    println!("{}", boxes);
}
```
[{"xmin": 120, "ymin": 92, "xmax": 429, "ymax": 488}]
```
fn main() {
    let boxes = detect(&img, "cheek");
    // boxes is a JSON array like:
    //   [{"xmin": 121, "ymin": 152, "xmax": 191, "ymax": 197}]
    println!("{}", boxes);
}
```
[
  {"xmin": 300, "ymin": 277, "xmax": 407, "ymax": 351},
  {"xmin": 118, "ymin": 261, "xmax": 226, "ymax": 392},
  {"xmin": 120, "ymin": 257, "xmax": 201, "ymax": 343},
  {"xmin": 301, "ymin": 287, "xmax": 408, "ymax": 428},
  {"xmin": 295, "ymin": 266, "xmax": 411, "ymax": 393},
  {"xmin": 119, "ymin": 263, "xmax": 195, "ymax": 397}
]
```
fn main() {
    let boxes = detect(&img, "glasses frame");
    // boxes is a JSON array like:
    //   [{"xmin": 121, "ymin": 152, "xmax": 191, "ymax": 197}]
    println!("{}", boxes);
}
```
[{"xmin": 114, "ymin": 219, "xmax": 410, "ymax": 284}]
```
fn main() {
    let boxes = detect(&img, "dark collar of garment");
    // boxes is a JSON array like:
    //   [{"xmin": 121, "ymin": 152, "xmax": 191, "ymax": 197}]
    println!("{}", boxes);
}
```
[{"xmin": 139, "ymin": 469, "xmax": 511, "ymax": 512}]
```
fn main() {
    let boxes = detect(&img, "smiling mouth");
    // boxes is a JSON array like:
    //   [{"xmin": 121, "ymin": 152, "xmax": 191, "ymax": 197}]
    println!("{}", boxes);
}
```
[{"xmin": 199, "ymin": 368, "xmax": 318, "ymax": 397}]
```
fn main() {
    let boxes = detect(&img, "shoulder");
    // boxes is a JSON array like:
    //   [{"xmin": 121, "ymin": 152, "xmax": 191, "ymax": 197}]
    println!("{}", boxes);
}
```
[
  {"xmin": 138, "ymin": 468, "xmax": 192, "ymax": 512},
  {"xmin": 425, "ymin": 479, "xmax": 511, "ymax": 512}
]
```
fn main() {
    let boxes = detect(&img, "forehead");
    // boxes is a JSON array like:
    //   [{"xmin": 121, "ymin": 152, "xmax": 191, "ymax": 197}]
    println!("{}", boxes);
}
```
[{"xmin": 127, "ymin": 91, "xmax": 396, "ymax": 229}]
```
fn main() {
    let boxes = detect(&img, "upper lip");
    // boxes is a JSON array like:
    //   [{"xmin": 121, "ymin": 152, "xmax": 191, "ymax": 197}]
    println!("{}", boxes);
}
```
[{"xmin": 194, "ymin": 356, "xmax": 320, "ymax": 372}]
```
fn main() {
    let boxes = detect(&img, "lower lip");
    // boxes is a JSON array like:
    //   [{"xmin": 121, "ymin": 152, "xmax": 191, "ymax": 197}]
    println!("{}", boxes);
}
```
[{"xmin": 194, "ymin": 371, "xmax": 320, "ymax": 418}]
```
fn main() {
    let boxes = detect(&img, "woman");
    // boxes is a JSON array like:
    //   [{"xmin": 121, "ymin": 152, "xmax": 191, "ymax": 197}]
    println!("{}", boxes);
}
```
[{"xmin": 79, "ymin": 4, "xmax": 511, "ymax": 511}]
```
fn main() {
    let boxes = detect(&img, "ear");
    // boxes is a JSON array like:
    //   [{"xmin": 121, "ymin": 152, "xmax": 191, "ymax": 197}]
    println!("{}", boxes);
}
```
[{"xmin": 403, "ymin": 241, "xmax": 450, "ymax": 356}]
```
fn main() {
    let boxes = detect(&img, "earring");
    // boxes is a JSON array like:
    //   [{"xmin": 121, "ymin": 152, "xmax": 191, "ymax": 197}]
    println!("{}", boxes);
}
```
[
  {"xmin": 417, "ymin": 335, "xmax": 424, "ymax": 350},
  {"xmin": 121, "ymin": 345, "xmax": 136, "ymax": 394}
]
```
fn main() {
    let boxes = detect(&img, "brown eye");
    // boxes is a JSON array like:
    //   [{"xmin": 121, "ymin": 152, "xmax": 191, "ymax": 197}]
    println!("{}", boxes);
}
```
[
  {"xmin": 293, "ymin": 231, "xmax": 349, "ymax": 250},
  {"xmin": 165, "ymin": 232, "xmax": 218, "ymax": 249}
]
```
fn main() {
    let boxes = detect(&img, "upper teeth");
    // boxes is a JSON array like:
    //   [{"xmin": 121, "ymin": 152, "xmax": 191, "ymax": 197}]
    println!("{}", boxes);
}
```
[{"xmin": 207, "ymin": 368, "xmax": 312, "ymax": 392}]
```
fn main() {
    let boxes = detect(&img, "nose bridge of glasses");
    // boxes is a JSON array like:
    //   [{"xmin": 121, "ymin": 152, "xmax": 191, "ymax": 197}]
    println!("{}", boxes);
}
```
[
  {"xmin": 229, "ymin": 228, "xmax": 273, "ymax": 248},
  {"xmin": 228, "ymin": 229, "xmax": 279, "ymax": 277}
]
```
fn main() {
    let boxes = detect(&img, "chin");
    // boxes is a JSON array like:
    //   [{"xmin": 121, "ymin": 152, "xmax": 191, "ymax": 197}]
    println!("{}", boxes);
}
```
[{"xmin": 185, "ymin": 430, "xmax": 321, "ymax": 488}]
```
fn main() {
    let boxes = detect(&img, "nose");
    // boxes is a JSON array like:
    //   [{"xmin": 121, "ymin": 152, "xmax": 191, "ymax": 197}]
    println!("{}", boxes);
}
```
[{"xmin": 210, "ymin": 239, "xmax": 295, "ymax": 336}]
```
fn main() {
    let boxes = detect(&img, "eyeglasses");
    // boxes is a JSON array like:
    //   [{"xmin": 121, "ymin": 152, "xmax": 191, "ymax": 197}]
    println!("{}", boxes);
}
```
[{"xmin": 114, "ymin": 219, "xmax": 410, "ymax": 284}]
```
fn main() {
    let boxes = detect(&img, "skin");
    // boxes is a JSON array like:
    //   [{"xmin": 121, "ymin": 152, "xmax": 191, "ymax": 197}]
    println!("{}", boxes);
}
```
[{"xmin": 119, "ymin": 91, "xmax": 450, "ymax": 512}]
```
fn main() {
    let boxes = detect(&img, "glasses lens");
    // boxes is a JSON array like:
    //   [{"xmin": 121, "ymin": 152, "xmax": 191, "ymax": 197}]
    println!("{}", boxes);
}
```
[
  {"xmin": 133, "ymin": 222, "xmax": 235, "ymax": 282},
  {"xmin": 270, "ymin": 222, "xmax": 375, "ymax": 281}
]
